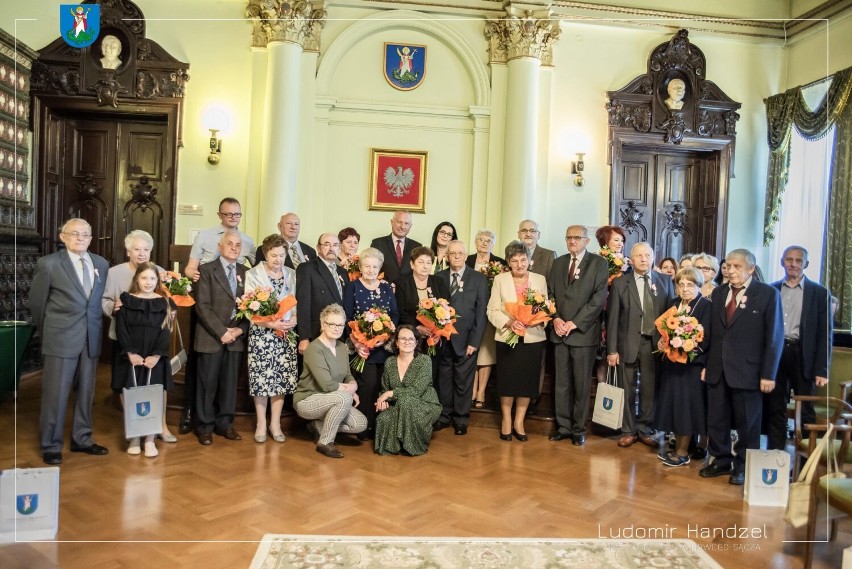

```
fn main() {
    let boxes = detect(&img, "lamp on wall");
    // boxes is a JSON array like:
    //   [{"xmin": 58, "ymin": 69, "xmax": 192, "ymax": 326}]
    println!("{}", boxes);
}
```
[
  {"xmin": 202, "ymin": 106, "xmax": 231, "ymax": 166},
  {"xmin": 571, "ymin": 153, "xmax": 585, "ymax": 187},
  {"xmin": 207, "ymin": 129, "xmax": 222, "ymax": 165}
]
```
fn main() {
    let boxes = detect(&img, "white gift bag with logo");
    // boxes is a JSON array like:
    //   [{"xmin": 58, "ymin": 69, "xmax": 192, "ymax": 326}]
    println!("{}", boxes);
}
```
[
  {"xmin": 592, "ymin": 366, "xmax": 624, "ymax": 430},
  {"xmin": 123, "ymin": 366, "xmax": 164, "ymax": 439},
  {"xmin": 0, "ymin": 467, "xmax": 60, "ymax": 542},
  {"xmin": 745, "ymin": 449, "xmax": 790, "ymax": 506}
]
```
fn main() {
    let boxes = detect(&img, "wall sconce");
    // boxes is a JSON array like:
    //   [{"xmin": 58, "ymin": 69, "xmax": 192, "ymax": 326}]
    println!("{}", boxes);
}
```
[
  {"xmin": 208, "ymin": 129, "xmax": 222, "ymax": 165},
  {"xmin": 572, "ymin": 152, "xmax": 585, "ymax": 187}
]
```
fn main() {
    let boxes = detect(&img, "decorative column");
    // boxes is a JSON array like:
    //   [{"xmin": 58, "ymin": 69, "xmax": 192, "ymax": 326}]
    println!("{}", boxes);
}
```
[
  {"xmin": 485, "ymin": 4, "xmax": 560, "ymax": 245},
  {"xmin": 246, "ymin": 1, "xmax": 326, "ymax": 232}
]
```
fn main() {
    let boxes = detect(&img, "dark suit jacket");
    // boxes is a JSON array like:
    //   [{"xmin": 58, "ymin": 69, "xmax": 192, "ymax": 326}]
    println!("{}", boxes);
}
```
[
  {"xmin": 436, "ymin": 266, "xmax": 489, "ymax": 356},
  {"xmin": 705, "ymin": 280, "xmax": 784, "ymax": 389},
  {"xmin": 465, "ymin": 253, "xmax": 506, "ymax": 269},
  {"xmin": 255, "ymin": 240, "xmax": 317, "ymax": 269},
  {"xmin": 29, "ymin": 250, "xmax": 109, "ymax": 359},
  {"xmin": 194, "ymin": 260, "xmax": 249, "ymax": 353},
  {"xmin": 395, "ymin": 274, "xmax": 450, "ymax": 328},
  {"xmin": 771, "ymin": 276, "xmax": 832, "ymax": 379},
  {"xmin": 530, "ymin": 245, "xmax": 556, "ymax": 277},
  {"xmin": 606, "ymin": 270, "xmax": 676, "ymax": 362},
  {"xmin": 547, "ymin": 252, "xmax": 609, "ymax": 347},
  {"xmin": 370, "ymin": 235, "xmax": 422, "ymax": 285},
  {"xmin": 296, "ymin": 256, "xmax": 348, "ymax": 341}
]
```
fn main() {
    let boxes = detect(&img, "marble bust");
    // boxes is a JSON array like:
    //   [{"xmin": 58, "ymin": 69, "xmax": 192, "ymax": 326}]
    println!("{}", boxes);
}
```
[
  {"xmin": 665, "ymin": 78, "xmax": 686, "ymax": 110},
  {"xmin": 99, "ymin": 35, "xmax": 122, "ymax": 70}
]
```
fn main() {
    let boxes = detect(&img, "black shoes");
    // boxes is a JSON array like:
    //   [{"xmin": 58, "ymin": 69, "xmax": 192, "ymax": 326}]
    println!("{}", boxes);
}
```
[
  {"xmin": 691, "ymin": 446, "xmax": 708, "ymax": 460},
  {"xmin": 512, "ymin": 430, "xmax": 528, "ymax": 442},
  {"xmin": 499, "ymin": 431, "xmax": 512, "ymax": 441},
  {"xmin": 178, "ymin": 408, "xmax": 193, "ymax": 435},
  {"xmin": 454, "ymin": 425, "xmax": 468, "ymax": 436},
  {"xmin": 316, "ymin": 443, "xmax": 344, "ymax": 458},
  {"xmin": 70, "ymin": 443, "xmax": 109, "ymax": 455},
  {"xmin": 699, "ymin": 461, "xmax": 731, "ymax": 478},
  {"xmin": 572, "ymin": 435, "xmax": 585, "ymax": 446},
  {"xmin": 729, "ymin": 471, "xmax": 745, "ymax": 485},
  {"xmin": 549, "ymin": 431, "xmax": 571, "ymax": 442},
  {"xmin": 432, "ymin": 421, "xmax": 450, "ymax": 432},
  {"xmin": 43, "ymin": 452, "xmax": 62, "ymax": 465}
]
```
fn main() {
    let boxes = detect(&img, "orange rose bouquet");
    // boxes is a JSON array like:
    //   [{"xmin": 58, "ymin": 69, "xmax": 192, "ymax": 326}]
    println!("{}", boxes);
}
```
[
  {"xmin": 348, "ymin": 307, "xmax": 396, "ymax": 372},
  {"xmin": 236, "ymin": 287, "xmax": 298, "ymax": 342},
  {"xmin": 502, "ymin": 288, "xmax": 556, "ymax": 348},
  {"xmin": 654, "ymin": 306, "xmax": 704, "ymax": 363},
  {"xmin": 599, "ymin": 245, "xmax": 630, "ymax": 285},
  {"xmin": 160, "ymin": 270, "xmax": 195, "ymax": 306},
  {"xmin": 416, "ymin": 297, "xmax": 459, "ymax": 355},
  {"xmin": 342, "ymin": 255, "xmax": 361, "ymax": 281}
]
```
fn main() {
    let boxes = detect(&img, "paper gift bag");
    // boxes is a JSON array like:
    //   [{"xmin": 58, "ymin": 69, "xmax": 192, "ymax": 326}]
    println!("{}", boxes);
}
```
[
  {"xmin": 592, "ymin": 366, "xmax": 624, "ymax": 430},
  {"xmin": 170, "ymin": 323, "xmax": 187, "ymax": 375},
  {"xmin": 745, "ymin": 449, "xmax": 790, "ymax": 506},
  {"xmin": 0, "ymin": 467, "xmax": 60, "ymax": 542},
  {"xmin": 123, "ymin": 367, "xmax": 164, "ymax": 439}
]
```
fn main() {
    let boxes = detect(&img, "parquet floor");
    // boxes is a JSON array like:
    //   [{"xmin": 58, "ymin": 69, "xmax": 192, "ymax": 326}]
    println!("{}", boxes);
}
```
[{"xmin": 0, "ymin": 367, "xmax": 848, "ymax": 569}]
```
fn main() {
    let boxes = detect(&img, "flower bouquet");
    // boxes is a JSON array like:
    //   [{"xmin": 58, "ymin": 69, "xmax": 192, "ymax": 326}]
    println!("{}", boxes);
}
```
[
  {"xmin": 502, "ymin": 288, "xmax": 556, "ymax": 348},
  {"xmin": 235, "ymin": 287, "xmax": 298, "ymax": 342},
  {"xmin": 348, "ymin": 306, "xmax": 396, "ymax": 372},
  {"xmin": 478, "ymin": 260, "xmax": 507, "ymax": 290},
  {"xmin": 342, "ymin": 255, "xmax": 361, "ymax": 281},
  {"xmin": 654, "ymin": 306, "xmax": 704, "ymax": 363},
  {"xmin": 599, "ymin": 245, "xmax": 630, "ymax": 285},
  {"xmin": 160, "ymin": 271, "xmax": 195, "ymax": 307},
  {"xmin": 416, "ymin": 297, "xmax": 459, "ymax": 355}
]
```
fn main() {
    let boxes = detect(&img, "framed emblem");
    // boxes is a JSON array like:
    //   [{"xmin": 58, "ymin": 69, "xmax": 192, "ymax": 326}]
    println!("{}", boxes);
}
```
[
  {"xmin": 369, "ymin": 149, "xmax": 428, "ymax": 213},
  {"xmin": 383, "ymin": 43, "xmax": 426, "ymax": 91},
  {"xmin": 60, "ymin": 4, "xmax": 101, "ymax": 48}
]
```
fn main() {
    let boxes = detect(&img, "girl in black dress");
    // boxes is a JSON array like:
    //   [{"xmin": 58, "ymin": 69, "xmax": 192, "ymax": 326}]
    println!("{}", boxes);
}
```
[{"xmin": 115, "ymin": 262, "xmax": 176, "ymax": 458}]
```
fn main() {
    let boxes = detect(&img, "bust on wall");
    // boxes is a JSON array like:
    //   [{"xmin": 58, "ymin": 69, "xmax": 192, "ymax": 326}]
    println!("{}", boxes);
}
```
[
  {"xmin": 100, "ymin": 34, "xmax": 122, "ymax": 70},
  {"xmin": 664, "ymin": 78, "xmax": 686, "ymax": 110}
]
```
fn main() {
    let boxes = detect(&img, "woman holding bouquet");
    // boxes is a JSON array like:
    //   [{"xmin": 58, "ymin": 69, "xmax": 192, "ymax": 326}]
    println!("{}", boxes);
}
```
[
  {"xmin": 593, "ymin": 225, "xmax": 629, "ymax": 384},
  {"xmin": 654, "ymin": 267, "xmax": 711, "ymax": 466},
  {"xmin": 486, "ymin": 241, "xmax": 548, "ymax": 441},
  {"xmin": 466, "ymin": 229, "xmax": 506, "ymax": 409},
  {"xmin": 344, "ymin": 247, "xmax": 400, "ymax": 440},
  {"xmin": 245, "ymin": 234, "xmax": 297, "ymax": 444},
  {"xmin": 374, "ymin": 325, "xmax": 442, "ymax": 455}
]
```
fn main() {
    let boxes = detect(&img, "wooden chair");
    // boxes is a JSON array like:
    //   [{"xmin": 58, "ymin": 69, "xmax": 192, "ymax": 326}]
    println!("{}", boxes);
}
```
[
  {"xmin": 785, "ymin": 347, "xmax": 852, "ymax": 423},
  {"xmin": 803, "ymin": 422, "xmax": 852, "ymax": 569},
  {"xmin": 792, "ymin": 396, "xmax": 852, "ymax": 479}
]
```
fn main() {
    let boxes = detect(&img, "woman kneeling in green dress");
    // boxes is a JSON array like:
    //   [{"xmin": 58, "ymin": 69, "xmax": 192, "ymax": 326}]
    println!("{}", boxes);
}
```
[{"xmin": 374, "ymin": 325, "xmax": 442, "ymax": 455}]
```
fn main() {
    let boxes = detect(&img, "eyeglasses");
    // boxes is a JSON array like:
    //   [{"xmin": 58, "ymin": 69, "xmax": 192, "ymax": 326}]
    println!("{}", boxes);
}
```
[
  {"xmin": 437, "ymin": 230, "xmax": 454, "ymax": 237},
  {"xmin": 695, "ymin": 266, "xmax": 715, "ymax": 273},
  {"xmin": 219, "ymin": 212, "xmax": 243, "ymax": 218},
  {"xmin": 565, "ymin": 236, "xmax": 585, "ymax": 241},
  {"xmin": 323, "ymin": 322, "xmax": 346, "ymax": 329},
  {"xmin": 448, "ymin": 251, "xmax": 466, "ymax": 257},
  {"xmin": 397, "ymin": 337, "xmax": 417, "ymax": 343},
  {"xmin": 476, "ymin": 237, "xmax": 493, "ymax": 243},
  {"xmin": 63, "ymin": 231, "xmax": 92, "ymax": 239},
  {"xmin": 677, "ymin": 282, "xmax": 698, "ymax": 289},
  {"xmin": 519, "ymin": 228, "xmax": 538, "ymax": 234}
]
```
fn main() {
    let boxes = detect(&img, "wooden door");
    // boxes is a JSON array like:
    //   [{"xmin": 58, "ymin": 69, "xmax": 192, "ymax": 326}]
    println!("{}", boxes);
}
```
[{"xmin": 654, "ymin": 153, "xmax": 699, "ymax": 261}]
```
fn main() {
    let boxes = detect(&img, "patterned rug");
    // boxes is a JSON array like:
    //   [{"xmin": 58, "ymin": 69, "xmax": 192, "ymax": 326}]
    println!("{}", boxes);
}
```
[{"xmin": 249, "ymin": 535, "xmax": 725, "ymax": 569}]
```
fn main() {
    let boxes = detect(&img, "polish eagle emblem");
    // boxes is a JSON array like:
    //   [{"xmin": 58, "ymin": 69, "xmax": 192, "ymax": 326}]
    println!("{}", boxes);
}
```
[{"xmin": 383, "ymin": 166, "xmax": 415, "ymax": 197}]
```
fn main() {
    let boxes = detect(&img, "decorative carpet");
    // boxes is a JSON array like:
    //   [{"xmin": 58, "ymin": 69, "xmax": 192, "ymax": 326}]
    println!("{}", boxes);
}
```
[{"xmin": 249, "ymin": 535, "xmax": 725, "ymax": 569}]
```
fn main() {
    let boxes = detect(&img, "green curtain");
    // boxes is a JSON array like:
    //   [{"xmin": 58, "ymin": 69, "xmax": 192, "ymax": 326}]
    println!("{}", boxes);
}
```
[
  {"xmin": 763, "ymin": 67, "xmax": 852, "ymax": 245},
  {"xmin": 825, "ymin": 101, "xmax": 852, "ymax": 330}
]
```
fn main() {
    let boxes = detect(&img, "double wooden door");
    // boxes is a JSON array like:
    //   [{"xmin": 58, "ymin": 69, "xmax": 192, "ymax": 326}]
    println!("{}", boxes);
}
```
[{"xmin": 611, "ymin": 147, "xmax": 722, "ymax": 261}]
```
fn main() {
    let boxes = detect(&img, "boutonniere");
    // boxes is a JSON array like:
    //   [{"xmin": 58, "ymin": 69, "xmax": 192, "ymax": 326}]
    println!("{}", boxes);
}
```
[
  {"xmin": 739, "ymin": 295, "xmax": 747, "ymax": 309},
  {"xmin": 650, "ymin": 282, "xmax": 658, "ymax": 296}
]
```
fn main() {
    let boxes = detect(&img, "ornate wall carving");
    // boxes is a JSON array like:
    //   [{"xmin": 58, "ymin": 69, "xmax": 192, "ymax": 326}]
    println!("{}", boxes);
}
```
[
  {"xmin": 245, "ymin": 0, "xmax": 328, "ymax": 52},
  {"xmin": 484, "ymin": 5, "xmax": 561, "ymax": 65}
]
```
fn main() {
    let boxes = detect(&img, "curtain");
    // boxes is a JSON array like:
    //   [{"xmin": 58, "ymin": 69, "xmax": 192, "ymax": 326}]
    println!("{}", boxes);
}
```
[
  {"xmin": 763, "ymin": 67, "xmax": 852, "ymax": 245},
  {"xmin": 825, "ymin": 101, "xmax": 852, "ymax": 330}
]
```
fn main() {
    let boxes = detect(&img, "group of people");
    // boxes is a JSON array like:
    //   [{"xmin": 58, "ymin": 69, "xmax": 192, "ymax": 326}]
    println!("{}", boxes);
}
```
[{"xmin": 29, "ymin": 201, "xmax": 834, "ymax": 482}]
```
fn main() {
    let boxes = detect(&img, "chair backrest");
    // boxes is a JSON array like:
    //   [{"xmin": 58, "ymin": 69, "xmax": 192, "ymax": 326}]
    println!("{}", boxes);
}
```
[
  {"xmin": 826, "ymin": 347, "xmax": 852, "ymax": 401},
  {"xmin": 793, "ymin": 395, "xmax": 852, "ymax": 452}
]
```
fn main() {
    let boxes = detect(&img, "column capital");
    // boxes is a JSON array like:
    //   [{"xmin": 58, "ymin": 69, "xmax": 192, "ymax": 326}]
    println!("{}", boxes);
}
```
[
  {"xmin": 245, "ymin": 1, "xmax": 327, "ymax": 50},
  {"xmin": 484, "ymin": 5, "xmax": 560, "ymax": 65}
]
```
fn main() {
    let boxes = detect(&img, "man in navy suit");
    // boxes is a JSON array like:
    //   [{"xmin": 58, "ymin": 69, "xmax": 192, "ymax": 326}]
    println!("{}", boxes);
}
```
[
  {"xmin": 369, "ymin": 210, "xmax": 422, "ymax": 286},
  {"xmin": 700, "ymin": 248, "xmax": 784, "ymax": 485},
  {"xmin": 764, "ymin": 245, "xmax": 832, "ymax": 450},
  {"xmin": 29, "ymin": 218, "xmax": 111, "ymax": 465},
  {"xmin": 607, "ymin": 242, "xmax": 675, "ymax": 448},
  {"xmin": 436, "ymin": 241, "xmax": 489, "ymax": 435},
  {"xmin": 296, "ymin": 233, "xmax": 349, "ymax": 354},
  {"xmin": 548, "ymin": 225, "xmax": 609, "ymax": 446}
]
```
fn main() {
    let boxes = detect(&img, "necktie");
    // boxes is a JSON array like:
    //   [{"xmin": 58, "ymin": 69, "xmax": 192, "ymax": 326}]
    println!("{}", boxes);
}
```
[
  {"xmin": 227, "ymin": 264, "xmax": 237, "ymax": 296},
  {"xmin": 641, "ymin": 275, "xmax": 655, "ymax": 335},
  {"xmin": 330, "ymin": 263, "xmax": 343, "ymax": 298},
  {"xmin": 450, "ymin": 272, "xmax": 459, "ymax": 298},
  {"xmin": 80, "ymin": 257, "xmax": 92, "ymax": 297},
  {"xmin": 290, "ymin": 245, "xmax": 301, "ymax": 268},
  {"xmin": 726, "ymin": 285, "xmax": 743, "ymax": 325},
  {"xmin": 395, "ymin": 239, "xmax": 403, "ymax": 266},
  {"xmin": 567, "ymin": 257, "xmax": 577, "ymax": 282}
]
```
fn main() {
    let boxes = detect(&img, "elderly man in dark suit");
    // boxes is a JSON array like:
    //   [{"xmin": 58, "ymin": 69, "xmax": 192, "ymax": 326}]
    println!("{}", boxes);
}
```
[
  {"xmin": 547, "ymin": 225, "xmax": 609, "ymax": 446},
  {"xmin": 436, "ymin": 241, "xmax": 489, "ymax": 435},
  {"xmin": 256, "ymin": 212, "xmax": 317, "ymax": 268},
  {"xmin": 764, "ymin": 245, "xmax": 832, "ymax": 450},
  {"xmin": 296, "ymin": 232, "xmax": 348, "ymax": 355},
  {"xmin": 193, "ymin": 230, "xmax": 250, "ymax": 445},
  {"xmin": 700, "ymin": 248, "xmax": 784, "ymax": 485},
  {"xmin": 607, "ymin": 241, "xmax": 675, "ymax": 449},
  {"xmin": 29, "ymin": 218, "xmax": 111, "ymax": 465},
  {"xmin": 518, "ymin": 219, "xmax": 556, "ymax": 277},
  {"xmin": 370, "ymin": 210, "xmax": 422, "ymax": 285}
]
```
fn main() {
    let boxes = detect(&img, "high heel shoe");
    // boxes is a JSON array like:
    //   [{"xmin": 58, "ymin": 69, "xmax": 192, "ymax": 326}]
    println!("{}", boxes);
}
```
[
  {"xmin": 513, "ymin": 429, "xmax": 528, "ymax": 442},
  {"xmin": 269, "ymin": 428, "xmax": 286, "ymax": 443},
  {"xmin": 499, "ymin": 431, "xmax": 512, "ymax": 441}
]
